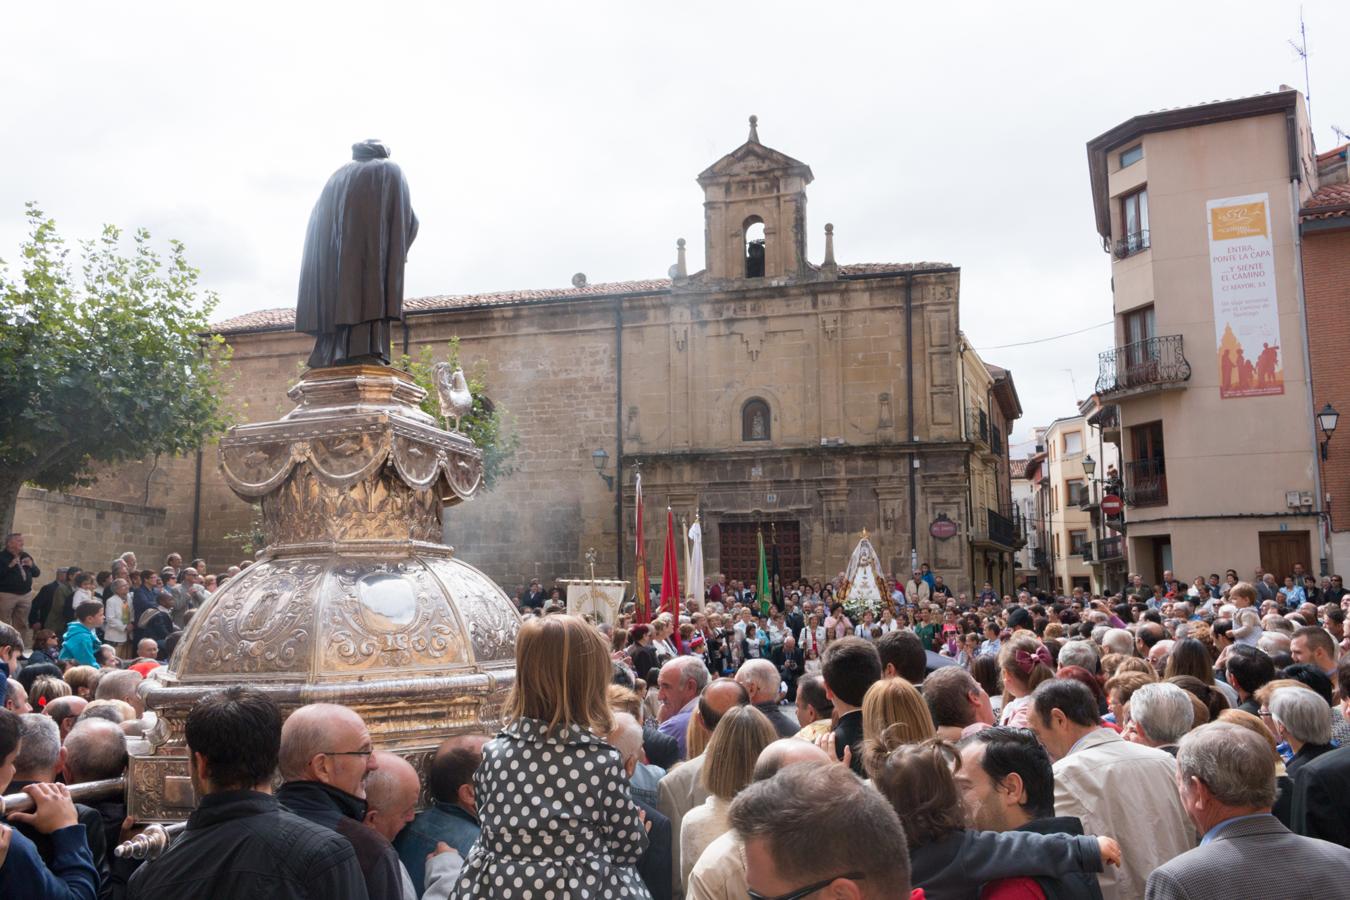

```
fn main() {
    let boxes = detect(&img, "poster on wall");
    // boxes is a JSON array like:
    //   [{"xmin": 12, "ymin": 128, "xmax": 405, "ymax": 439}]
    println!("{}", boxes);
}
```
[{"xmin": 1208, "ymin": 192, "xmax": 1283, "ymax": 398}]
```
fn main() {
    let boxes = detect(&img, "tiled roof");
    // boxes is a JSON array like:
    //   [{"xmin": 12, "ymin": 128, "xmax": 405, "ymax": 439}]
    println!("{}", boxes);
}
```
[
  {"xmin": 210, "ymin": 262, "xmax": 953, "ymax": 334},
  {"xmin": 1302, "ymin": 181, "xmax": 1350, "ymax": 222}
]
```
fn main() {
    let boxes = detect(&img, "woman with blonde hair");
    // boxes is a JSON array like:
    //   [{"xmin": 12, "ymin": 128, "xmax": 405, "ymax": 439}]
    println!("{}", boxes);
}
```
[
  {"xmin": 679, "ymin": 705, "xmax": 776, "ymax": 891},
  {"xmin": 451, "ymin": 615, "xmax": 650, "ymax": 898},
  {"xmin": 997, "ymin": 635, "xmax": 1055, "ymax": 728},
  {"xmin": 861, "ymin": 677, "xmax": 935, "ymax": 778}
]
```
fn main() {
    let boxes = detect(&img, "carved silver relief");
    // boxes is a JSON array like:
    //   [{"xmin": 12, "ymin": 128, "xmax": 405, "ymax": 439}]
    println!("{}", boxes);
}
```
[
  {"xmin": 424, "ymin": 557, "xmax": 520, "ymax": 664},
  {"xmin": 182, "ymin": 560, "xmax": 320, "ymax": 676},
  {"xmin": 323, "ymin": 560, "xmax": 469, "ymax": 671}
]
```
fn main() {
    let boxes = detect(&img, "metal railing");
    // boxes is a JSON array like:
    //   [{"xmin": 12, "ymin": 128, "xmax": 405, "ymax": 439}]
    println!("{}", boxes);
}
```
[
  {"xmin": 1096, "ymin": 334, "xmax": 1191, "ymax": 396},
  {"xmin": 1079, "ymin": 542, "xmax": 1093, "ymax": 562},
  {"xmin": 1097, "ymin": 536, "xmax": 1124, "ymax": 560},
  {"xmin": 1125, "ymin": 458, "xmax": 1167, "ymax": 506},
  {"xmin": 1112, "ymin": 229, "xmax": 1150, "ymax": 259},
  {"xmin": 985, "ymin": 507, "xmax": 1018, "ymax": 548}
]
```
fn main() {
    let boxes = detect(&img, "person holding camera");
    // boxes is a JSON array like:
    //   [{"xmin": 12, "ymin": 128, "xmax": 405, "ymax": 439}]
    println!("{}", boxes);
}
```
[{"xmin": 0, "ymin": 533, "xmax": 41, "ymax": 648}]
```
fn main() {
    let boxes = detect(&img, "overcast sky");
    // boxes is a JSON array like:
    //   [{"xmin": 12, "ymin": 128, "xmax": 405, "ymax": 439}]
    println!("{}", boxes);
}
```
[{"xmin": 5, "ymin": 1, "xmax": 1346, "ymax": 443}]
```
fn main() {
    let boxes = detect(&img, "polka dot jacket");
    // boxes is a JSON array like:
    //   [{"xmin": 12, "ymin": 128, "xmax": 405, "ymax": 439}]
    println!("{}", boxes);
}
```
[{"xmin": 452, "ymin": 717, "xmax": 653, "ymax": 899}]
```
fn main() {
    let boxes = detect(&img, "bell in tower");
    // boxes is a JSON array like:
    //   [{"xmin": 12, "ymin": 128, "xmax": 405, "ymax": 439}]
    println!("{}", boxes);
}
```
[{"xmin": 696, "ymin": 115, "xmax": 815, "ymax": 283}]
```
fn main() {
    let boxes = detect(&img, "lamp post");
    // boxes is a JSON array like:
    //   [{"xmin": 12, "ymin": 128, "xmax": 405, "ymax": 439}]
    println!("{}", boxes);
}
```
[
  {"xmin": 591, "ymin": 447, "xmax": 614, "ymax": 490},
  {"xmin": 1082, "ymin": 453, "xmax": 1098, "ymax": 590},
  {"xmin": 1317, "ymin": 404, "xmax": 1339, "ymax": 461}
]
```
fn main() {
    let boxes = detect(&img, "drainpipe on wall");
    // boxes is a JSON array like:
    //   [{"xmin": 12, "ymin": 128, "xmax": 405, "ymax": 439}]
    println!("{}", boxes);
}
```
[
  {"xmin": 905, "ymin": 276, "xmax": 917, "ymax": 569},
  {"xmin": 614, "ymin": 296, "xmax": 625, "ymax": 580},
  {"xmin": 190, "ymin": 447, "xmax": 203, "ymax": 561}
]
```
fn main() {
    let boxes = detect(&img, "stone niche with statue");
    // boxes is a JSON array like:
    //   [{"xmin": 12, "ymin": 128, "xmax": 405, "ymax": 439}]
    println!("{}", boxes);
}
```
[{"xmin": 127, "ymin": 364, "xmax": 521, "ymax": 821}]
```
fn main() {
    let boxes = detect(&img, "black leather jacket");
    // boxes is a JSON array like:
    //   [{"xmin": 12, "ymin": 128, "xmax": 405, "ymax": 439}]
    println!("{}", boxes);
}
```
[{"xmin": 126, "ymin": 790, "xmax": 369, "ymax": 900}]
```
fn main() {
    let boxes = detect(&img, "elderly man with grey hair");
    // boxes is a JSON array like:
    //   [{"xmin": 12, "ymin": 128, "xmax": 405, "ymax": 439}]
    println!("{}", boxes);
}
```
[
  {"xmin": 1257, "ymin": 630, "xmax": 1292, "ymax": 658},
  {"xmin": 1269, "ymin": 687, "xmax": 1335, "ymax": 779},
  {"xmin": 733, "ymin": 658, "xmax": 797, "ymax": 738},
  {"xmin": 1144, "ymin": 722, "xmax": 1350, "ymax": 900},
  {"xmin": 9, "ymin": 713, "xmax": 112, "ymax": 880},
  {"xmin": 1125, "ymin": 683, "xmax": 1194, "ymax": 755},
  {"xmin": 656, "ymin": 655, "xmax": 710, "ymax": 758},
  {"xmin": 1100, "ymin": 628, "xmax": 1135, "ymax": 658},
  {"xmin": 1057, "ymin": 639, "xmax": 1100, "ymax": 675}
]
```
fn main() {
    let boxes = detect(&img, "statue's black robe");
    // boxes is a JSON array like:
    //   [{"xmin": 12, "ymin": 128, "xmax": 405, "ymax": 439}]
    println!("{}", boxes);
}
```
[{"xmin": 295, "ymin": 141, "xmax": 418, "ymax": 368}]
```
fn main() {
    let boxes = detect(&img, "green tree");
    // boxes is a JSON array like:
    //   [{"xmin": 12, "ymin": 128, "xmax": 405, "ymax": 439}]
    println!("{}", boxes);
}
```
[
  {"xmin": 0, "ymin": 204, "xmax": 231, "ymax": 532},
  {"xmin": 399, "ymin": 339, "xmax": 519, "ymax": 490}
]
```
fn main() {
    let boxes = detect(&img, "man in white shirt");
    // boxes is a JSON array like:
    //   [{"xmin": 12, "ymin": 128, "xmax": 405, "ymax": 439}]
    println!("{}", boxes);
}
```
[{"xmin": 1029, "ymin": 679, "xmax": 1194, "ymax": 900}]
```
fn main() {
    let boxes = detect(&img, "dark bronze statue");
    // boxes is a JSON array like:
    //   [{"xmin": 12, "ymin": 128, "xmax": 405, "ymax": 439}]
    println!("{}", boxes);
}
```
[{"xmin": 296, "ymin": 140, "xmax": 418, "ymax": 368}]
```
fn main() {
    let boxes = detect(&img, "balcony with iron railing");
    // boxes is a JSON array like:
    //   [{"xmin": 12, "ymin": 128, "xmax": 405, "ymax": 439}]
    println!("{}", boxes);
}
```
[
  {"xmin": 973, "ymin": 506, "xmax": 1022, "ymax": 550},
  {"xmin": 1112, "ymin": 229, "xmax": 1150, "ymax": 260},
  {"xmin": 1079, "ymin": 541, "xmax": 1093, "ymax": 562},
  {"xmin": 1125, "ymin": 458, "xmax": 1167, "ymax": 507},
  {"xmin": 1096, "ymin": 334, "xmax": 1191, "ymax": 399},
  {"xmin": 1097, "ymin": 535, "xmax": 1124, "ymax": 560}
]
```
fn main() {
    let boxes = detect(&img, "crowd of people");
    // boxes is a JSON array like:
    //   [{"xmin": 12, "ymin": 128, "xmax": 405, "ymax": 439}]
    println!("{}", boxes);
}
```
[{"xmin": 4, "ymin": 526, "xmax": 1350, "ymax": 898}]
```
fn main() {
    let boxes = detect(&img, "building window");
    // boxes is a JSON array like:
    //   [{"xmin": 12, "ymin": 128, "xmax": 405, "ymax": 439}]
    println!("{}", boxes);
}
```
[
  {"xmin": 1119, "ymin": 145, "xmax": 1143, "ymax": 168},
  {"xmin": 742, "ymin": 398, "xmax": 771, "ymax": 441},
  {"xmin": 1066, "ymin": 479, "xmax": 1087, "ymax": 506},
  {"xmin": 744, "ymin": 217, "xmax": 766, "ymax": 278},
  {"xmin": 1127, "ymin": 421, "xmax": 1167, "ymax": 506},
  {"xmin": 1070, "ymin": 531, "xmax": 1088, "ymax": 554},
  {"xmin": 1120, "ymin": 188, "xmax": 1150, "ymax": 256},
  {"xmin": 1063, "ymin": 430, "xmax": 1083, "ymax": 456}
]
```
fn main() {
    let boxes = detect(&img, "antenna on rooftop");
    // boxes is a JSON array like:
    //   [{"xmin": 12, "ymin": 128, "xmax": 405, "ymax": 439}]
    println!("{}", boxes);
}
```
[
  {"xmin": 1333, "ymin": 125, "xmax": 1349, "ymax": 145},
  {"xmin": 1289, "ymin": 7, "xmax": 1312, "ymax": 132}
]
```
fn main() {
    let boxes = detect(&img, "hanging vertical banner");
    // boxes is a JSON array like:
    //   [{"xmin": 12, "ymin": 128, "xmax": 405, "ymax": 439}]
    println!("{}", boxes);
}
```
[{"xmin": 1208, "ymin": 192, "xmax": 1283, "ymax": 398}]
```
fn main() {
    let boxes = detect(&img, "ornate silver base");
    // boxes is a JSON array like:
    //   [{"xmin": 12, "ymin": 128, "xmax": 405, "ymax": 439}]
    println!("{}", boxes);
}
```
[{"xmin": 129, "ymin": 366, "xmax": 519, "ymax": 821}]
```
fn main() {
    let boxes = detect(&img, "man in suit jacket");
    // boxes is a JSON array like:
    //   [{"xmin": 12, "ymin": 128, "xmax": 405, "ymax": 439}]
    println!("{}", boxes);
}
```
[
  {"xmin": 821, "ymin": 637, "xmax": 880, "ymax": 776},
  {"xmin": 1031, "ymin": 680, "xmax": 1194, "ymax": 900},
  {"xmin": 1290, "ymin": 742, "xmax": 1350, "ymax": 847},
  {"xmin": 1145, "ymin": 722, "xmax": 1350, "ymax": 900}
]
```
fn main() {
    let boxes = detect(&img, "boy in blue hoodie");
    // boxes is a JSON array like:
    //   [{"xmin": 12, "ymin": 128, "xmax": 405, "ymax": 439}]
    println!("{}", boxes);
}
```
[{"xmin": 57, "ymin": 601, "xmax": 104, "ymax": 669}]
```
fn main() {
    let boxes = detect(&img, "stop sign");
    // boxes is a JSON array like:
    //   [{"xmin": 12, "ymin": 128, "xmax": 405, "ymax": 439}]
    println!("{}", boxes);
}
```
[{"xmin": 1101, "ymin": 494, "xmax": 1124, "ymax": 516}]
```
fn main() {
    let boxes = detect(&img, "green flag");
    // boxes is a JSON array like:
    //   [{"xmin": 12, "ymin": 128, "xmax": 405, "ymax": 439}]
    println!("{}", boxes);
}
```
[{"xmin": 757, "ymin": 529, "xmax": 770, "ymax": 617}]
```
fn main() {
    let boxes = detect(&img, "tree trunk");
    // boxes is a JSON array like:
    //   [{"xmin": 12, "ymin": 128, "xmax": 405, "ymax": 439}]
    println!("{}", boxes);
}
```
[{"xmin": 0, "ymin": 474, "xmax": 25, "ymax": 537}]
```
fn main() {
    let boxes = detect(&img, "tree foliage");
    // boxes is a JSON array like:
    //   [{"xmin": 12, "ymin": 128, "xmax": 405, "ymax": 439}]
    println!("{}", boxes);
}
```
[
  {"xmin": 0, "ymin": 203, "xmax": 231, "ymax": 531},
  {"xmin": 398, "ymin": 338, "xmax": 519, "ymax": 491}
]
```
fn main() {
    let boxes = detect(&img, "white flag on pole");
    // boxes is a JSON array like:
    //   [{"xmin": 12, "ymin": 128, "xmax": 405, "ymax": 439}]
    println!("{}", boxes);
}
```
[{"xmin": 686, "ymin": 519, "xmax": 705, "ymax": 610}]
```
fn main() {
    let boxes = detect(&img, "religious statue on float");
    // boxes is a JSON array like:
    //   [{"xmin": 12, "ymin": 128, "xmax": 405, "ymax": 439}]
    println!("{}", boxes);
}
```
[{"xmin": 839, "ymin": 529, "xmax": 888, "ymax": 622}]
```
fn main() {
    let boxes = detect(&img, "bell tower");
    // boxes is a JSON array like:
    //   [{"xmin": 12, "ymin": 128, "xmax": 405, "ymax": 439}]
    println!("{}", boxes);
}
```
[{"xmin": 697, "ymin": 115, "xmax": 815, "ymax": 282}]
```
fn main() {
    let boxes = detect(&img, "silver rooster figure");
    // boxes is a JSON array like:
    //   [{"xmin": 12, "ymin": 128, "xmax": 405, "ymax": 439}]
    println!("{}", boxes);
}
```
[{"xmin": 433, "ymin": 361, "xmax": 474, "ymax": 432}]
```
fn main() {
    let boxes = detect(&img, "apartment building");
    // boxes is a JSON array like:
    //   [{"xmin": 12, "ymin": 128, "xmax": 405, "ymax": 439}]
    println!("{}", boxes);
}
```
[
  {"xmin": 1023, "ymin": 417, "xmax": 1119, "ymax": 596},
  {"xmin": 1085, "ymin": 88, "xmax": 1324, "ymax": 582}
]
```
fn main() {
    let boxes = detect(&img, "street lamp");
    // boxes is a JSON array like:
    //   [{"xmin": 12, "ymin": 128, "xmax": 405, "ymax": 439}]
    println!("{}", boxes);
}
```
[
  {"xmin": 1318, "ymin": 404, "xmax": 1339, "ymax": 460},
  {"xmin": 1082, "ymin": 454, "xmax": 1096, "ymax": 477},
  {"xmin": 591, "ymin": 447, "xmax": 614, "ymax": 490}
]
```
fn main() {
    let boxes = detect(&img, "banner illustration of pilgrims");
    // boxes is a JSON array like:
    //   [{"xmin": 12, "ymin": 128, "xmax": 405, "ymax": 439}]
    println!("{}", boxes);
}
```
[
  {"xmin": 1209, "ymin": 192, "xmax": 1283, "ymax": 399},
  {"xmin": 838, "ymin": 529, "xmax": 887, "ymax": 620}
]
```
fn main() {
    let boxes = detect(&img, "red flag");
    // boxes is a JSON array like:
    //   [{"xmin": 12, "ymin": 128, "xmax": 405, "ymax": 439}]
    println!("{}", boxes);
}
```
[
  {"xmin": 660, "ymin": 507, "xmax": 683, "ymax": 653},
  {"xmin": 634, "ymin": 472, "xmax": 650, "ymax": 624}
]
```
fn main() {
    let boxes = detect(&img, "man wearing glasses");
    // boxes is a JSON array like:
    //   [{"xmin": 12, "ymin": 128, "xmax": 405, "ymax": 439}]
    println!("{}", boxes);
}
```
[
  {"xmin": 729, "ymin": 762, "xmax": 914, "ymax": 899},
  {"xmin": 276, "ymin": 703, "xmax": 404, "ymax": 899}
]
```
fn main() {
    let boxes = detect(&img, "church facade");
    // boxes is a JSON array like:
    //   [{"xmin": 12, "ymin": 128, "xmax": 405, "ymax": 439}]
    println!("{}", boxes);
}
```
[{"xmin": 168, "ymin": 122, "xmax": 1024, "ymax": 597}]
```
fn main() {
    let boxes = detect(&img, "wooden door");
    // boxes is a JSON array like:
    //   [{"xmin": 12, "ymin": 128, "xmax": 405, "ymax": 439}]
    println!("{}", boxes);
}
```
[
  {"xmin": 1259, "ymin": 531, "xmax": 1312, "ymax": 582},
  {"xmin": 717, "ymin": 521, "xmax": 801, "ymax": 587}
]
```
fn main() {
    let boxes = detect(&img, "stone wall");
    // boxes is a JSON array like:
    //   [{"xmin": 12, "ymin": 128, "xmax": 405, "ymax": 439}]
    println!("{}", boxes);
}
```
[{"xmin": 13, "ymin": 486, "xmax": 169, "ymax": 576}]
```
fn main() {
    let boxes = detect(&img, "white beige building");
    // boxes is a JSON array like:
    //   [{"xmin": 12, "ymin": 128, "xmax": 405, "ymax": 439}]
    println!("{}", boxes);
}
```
[{"xmin": 1085, "ymin": 88, "xmax": 1324, "ymax": 582}]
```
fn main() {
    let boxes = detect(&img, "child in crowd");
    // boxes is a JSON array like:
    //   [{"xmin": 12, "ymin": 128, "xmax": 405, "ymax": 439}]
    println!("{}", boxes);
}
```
[
  {"xmin": 29, "ymin": 629, "xmax": 60, "ymax": 665},
  {"xmin": 450, "ymin": 614, "xmax": 650, "ymax": 898},
  {"xmin": 58, "ymin": 600, "xmax": 105, "ymax": 668}
]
